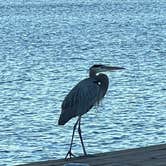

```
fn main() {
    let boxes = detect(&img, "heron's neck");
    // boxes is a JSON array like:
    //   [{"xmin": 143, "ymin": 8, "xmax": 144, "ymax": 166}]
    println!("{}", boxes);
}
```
[
  {"xmin": 96, "ymin": 74, "xmax": 109, "ymax": 98},
  {"xmin": 97, "ymin": 74, "xmax": 109, "ymax": 87},
  {"xmin": 89, "ymin": 70, "xmax": 97, "ymax": 78}
]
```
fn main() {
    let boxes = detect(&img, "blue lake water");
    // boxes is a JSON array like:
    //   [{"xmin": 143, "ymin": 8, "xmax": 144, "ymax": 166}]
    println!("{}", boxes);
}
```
[{"xmin": 0, "ymin": 0, "xmax": 166, "ymax": 165}]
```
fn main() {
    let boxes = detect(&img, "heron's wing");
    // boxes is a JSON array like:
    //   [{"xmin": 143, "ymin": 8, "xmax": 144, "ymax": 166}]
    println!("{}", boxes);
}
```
[{"xmin": 62, "ymin": 78, "xmax": 100, "ymax": 117}]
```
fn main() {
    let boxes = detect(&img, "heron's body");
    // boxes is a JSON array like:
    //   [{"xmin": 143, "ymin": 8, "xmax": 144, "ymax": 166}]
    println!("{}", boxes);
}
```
[
  {"xmin": 58, "ymin": 64, "xmax": 124, "ymax": 159},
  {"xmin": 58, "ymin": 74, "xmax": 109, "ymax": 125}
]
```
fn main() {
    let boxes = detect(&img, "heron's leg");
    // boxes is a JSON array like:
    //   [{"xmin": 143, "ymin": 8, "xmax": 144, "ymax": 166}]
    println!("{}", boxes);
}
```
[
  {"xmin": 65, "ymin": 117, "xmax": 79, "ymax": 159},
  {"xmin": 78, "ymin": 117, "xmax": 87, "ymax": 156}
]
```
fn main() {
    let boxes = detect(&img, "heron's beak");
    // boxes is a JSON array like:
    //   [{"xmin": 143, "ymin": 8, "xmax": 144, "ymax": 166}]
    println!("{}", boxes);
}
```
[{"xmin": 103, "ymin": 65, "xmax": 125, "ymax": 72}]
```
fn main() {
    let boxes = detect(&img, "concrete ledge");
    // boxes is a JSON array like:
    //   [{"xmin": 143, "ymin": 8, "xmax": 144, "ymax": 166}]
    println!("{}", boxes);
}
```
[{"xmin": 17, "ymin": 144, "xmax": 166, "ymax": 166}]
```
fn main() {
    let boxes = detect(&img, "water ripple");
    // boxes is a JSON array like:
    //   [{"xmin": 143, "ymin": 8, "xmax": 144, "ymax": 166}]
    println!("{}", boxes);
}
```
[{"xmin": 0, "ymin": 0, "xmax": 166, "ymax": 165}]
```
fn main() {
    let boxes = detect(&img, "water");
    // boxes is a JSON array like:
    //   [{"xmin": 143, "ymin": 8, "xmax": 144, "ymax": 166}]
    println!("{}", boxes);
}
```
[{"xmin": 0, "ymin": 0, "xmax": 166, "ymax": 165}]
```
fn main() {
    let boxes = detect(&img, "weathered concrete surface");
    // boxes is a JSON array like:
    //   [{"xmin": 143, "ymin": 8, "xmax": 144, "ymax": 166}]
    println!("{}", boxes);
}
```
[{"xmin": 17, "ymin": 144, "xmax": 166, "ymax": 166}]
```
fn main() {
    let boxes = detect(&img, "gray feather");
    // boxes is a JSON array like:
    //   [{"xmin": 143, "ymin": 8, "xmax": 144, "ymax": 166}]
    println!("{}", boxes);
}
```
[{"xmin": 58, "ymin": 78, "xmax": 100, "ymax": 125}]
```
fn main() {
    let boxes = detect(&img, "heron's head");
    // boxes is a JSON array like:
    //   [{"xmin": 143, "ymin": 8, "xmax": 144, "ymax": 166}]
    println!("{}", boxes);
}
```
[{"xmin": 90, "ymin": 64, "xmax": 125, "ymax": 73}]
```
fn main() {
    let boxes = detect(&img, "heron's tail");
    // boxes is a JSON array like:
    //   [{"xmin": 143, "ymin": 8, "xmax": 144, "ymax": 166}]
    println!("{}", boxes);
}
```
[
  {"xmin": 58, "ymin": 109, "xmax": 76, "ymax": 125},
  {"xmin": 58, "ymin": 114, "xmax": 67, "ymax": 125}
]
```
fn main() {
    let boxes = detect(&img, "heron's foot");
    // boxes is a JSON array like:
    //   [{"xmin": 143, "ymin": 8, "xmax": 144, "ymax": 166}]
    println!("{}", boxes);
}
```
[
  {"xmin": 80, "ymin": 153, "xmax": 89, "ymax": 158},
  {"xmin": 65, "ymin": 150, "xmax": 76, "ymax": 159},
  {"xmin": 84, "ymin": 154, "xmax": 93, "ymax": 157},
  {"xmin": 84, "ymin": 153, "xmax": 88, "ymax": 157}
]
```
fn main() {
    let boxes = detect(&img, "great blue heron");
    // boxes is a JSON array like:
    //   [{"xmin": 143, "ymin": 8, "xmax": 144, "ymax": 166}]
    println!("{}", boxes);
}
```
[{"xmin": 58, "ymin": 64, "xmax": 125, "ymax": 159}]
